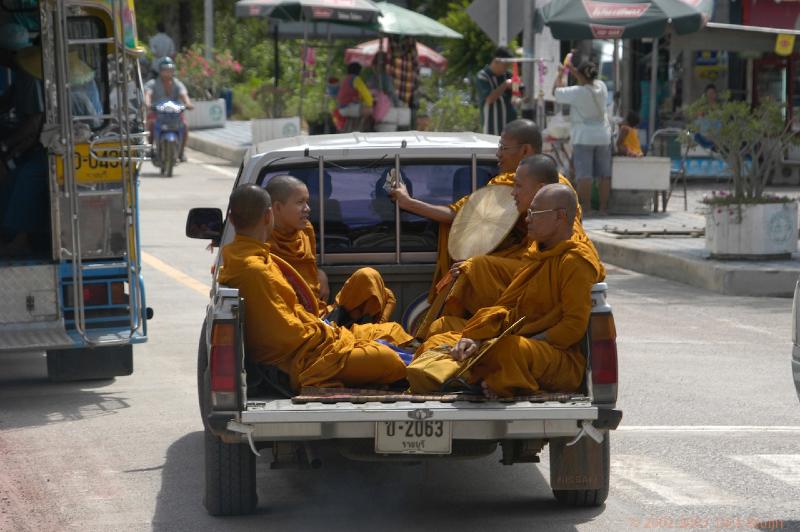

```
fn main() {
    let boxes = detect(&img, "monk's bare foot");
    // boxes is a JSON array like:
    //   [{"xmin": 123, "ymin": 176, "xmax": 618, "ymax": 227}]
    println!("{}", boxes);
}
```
[{"xmin": 481, "ymin": 381, "xmax": 499, "ymax": 400}]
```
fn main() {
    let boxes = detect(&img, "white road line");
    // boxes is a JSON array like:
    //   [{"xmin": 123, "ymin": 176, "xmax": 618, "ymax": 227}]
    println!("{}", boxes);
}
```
[
  {"xmin": 618, "ymin": 426, "xmax": 800, "ymax": 433},
  {"xmin": 731, "ymin": 454, "xmax": 800, "ymax": 489},
  {"xmin": 612, "ymin": 454, "xmax": 739, "ymax": 506},
  {"xmin": 201, "ymin": 163, "xmax": 235, "ymax": 177}
]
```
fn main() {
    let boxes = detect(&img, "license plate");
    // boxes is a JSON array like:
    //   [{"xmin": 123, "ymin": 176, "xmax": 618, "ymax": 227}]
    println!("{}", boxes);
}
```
[
  {"xmin": 55, "ymin": 143, "xmax": 128, "ymax": 184},
  {"xmin": 375, "ymin": 420, "xmax": 452, "ymax": 455}
]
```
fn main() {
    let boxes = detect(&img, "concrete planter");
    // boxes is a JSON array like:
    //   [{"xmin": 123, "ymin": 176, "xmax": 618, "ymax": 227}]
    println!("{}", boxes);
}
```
[
  {"xmin": 185, "ymin": 98, "xmax": 226, "ymax": 130},
  {"xmin": 705, "ymin": 201, "xmax": 798, "ymax": 259},
  {"xmin": 251, "ymin": 117, "xmax": 301, "ymax": 145}
]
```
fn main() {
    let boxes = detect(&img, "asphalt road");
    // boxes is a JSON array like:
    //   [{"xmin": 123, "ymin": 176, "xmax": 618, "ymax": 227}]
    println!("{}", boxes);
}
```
[{"xmin": 1, "ymin": 151, "xmax": 799, "ymax": 531}]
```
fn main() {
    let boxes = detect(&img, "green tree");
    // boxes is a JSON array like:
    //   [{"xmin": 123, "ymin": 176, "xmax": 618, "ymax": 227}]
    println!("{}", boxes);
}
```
[{"xmin": 437, "ymin": 0, "xmax": 500, "ymax": 86}]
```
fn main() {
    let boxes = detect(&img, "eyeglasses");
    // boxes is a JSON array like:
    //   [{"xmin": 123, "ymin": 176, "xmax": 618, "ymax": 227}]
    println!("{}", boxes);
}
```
[
  {"xmin": 527, "ymin": 207, "xmax": 564, "ymax": 218},
  {"xmin": 497, "ymin": 143, "xmax": 524, "ymax": 151}
]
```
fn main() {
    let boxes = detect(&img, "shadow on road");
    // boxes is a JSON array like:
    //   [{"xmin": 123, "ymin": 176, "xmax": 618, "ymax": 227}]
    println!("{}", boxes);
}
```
[
  {"xmin": 0, "ymin": 351, "xmax": 129, "ymax": 432},
  {"xmin": 152, "ymin": 431, "xmax": 605, "ymax": 531}
]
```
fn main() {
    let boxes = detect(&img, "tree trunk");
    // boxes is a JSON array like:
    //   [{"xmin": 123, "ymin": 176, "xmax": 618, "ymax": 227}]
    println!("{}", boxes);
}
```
[{"xmin": 178, "ymin": 0, "xmax": 193, "ymax": 51}]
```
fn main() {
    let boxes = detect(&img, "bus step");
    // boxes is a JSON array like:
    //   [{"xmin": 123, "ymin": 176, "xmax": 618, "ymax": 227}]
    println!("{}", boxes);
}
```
[
  {"xmin": 76, "ymin": 189, "xmax": 124, "ymax": 198},
  {"xmin": 67, "ymin": 37, "xmax": 116, "ymax": 46}
]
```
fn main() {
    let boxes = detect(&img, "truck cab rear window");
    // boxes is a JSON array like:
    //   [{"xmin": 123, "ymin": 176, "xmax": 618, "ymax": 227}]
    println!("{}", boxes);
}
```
[{"xmin": 259, "ymin": 162, "xmax": 497, "ymax": 255}]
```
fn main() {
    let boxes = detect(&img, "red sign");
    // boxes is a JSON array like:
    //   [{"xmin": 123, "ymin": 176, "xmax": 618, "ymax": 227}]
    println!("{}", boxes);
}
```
[
  {"xmin": 590, "ymin": 23, "xmax": 626, "ymax": 38},
  {"xmin": 311, "ymin": 7, "xmax": 334, "ymax": 19},
  {"xmin": 582, "ymin": 0, "xmax": 650, "ymax": 19}
]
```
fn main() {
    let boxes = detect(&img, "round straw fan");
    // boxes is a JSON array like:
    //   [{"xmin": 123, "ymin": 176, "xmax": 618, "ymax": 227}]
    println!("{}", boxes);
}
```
[{"xmin": 448, "ymin": 185, "xmax": 519, "ymax": 262}]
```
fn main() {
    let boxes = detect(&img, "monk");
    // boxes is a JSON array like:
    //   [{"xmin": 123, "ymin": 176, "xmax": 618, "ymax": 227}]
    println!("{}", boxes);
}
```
[
  {"xmin": 266, "ymin": 174, "xmax": 396, "ymax": 325},
  {"xmin": 389, "ymin": 119, "xmax": 585, "ymax": 300},
  {"xmin": 218, "ymin": 184, "xmax": 411, "ymax": 391},
  {"xmin": 437, "ymin": 155, "xmax": 604, "ymax": 327},
  {"xmin": 416, "ymin": 184, "xmax": 605, "ymax": 398}
]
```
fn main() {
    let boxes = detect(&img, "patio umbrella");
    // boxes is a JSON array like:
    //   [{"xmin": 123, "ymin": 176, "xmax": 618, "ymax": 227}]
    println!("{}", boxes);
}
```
[
  {"xmin": 375, "ymin": 1, "xmax": 462, "ymax": 39},
  {"xmin": 536, "ymin": 0, "xmax": 714, "ymax": 141},
  {"xmin": 235, "ymin": 0, "xmax": 380, "ymax": 25},
  {"xmin": 537, "ymin": 0, "xmax": 713, "ymax": 40},
  {"xmin": 345, "ymin": 38, "xmax": 448, "ymax": 71},
  {"xmin": 235, "ymin": 0, "xmax": 380, "ymax": 119}
]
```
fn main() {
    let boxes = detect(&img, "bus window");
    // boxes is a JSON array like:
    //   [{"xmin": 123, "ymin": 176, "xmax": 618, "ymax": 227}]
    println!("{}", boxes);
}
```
[{"xmin": 67, "ymin": 16, "xmax": 108, "ymax": 131}]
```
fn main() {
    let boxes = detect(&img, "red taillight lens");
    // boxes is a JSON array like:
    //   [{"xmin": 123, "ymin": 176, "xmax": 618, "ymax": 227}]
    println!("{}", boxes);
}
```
[
  {"xmin": 591, "ymin": 339, "xmax": 618, "ymax": 385},
  {"xmin": 591, "ymin": 313, "xmax": 618, "ymax": 385},
  {"xmin": 110, "ymin": 282, "xmax": 128, "ymax": 305},
  {"xmin": 210, "ymin": 323, "xmax": 236, "ymax": 392}
]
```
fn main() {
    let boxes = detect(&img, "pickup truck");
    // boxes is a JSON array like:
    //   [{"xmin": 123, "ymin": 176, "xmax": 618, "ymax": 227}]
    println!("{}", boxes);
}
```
[{"xmin": 186, "ymin": 132, "xmax": 622, "ymax": 516}]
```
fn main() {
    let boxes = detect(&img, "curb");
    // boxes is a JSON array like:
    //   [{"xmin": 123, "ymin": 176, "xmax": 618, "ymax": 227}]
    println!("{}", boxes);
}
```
[
  {"xmin": 591, "ymin": 232, "xmax": 799, "ymax": 297},
  {"xmin": 187, "ymin": 135, "xmax": 248, "ymax": 165}
]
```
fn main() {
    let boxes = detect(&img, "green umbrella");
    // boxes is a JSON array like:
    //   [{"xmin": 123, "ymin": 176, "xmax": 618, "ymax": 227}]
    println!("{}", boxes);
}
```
[
  {"xmin": 537, "ymin": 0, "xmax": 713, "ymax": 40},
  {"xmin": 376, "ymin": 2, "xmax": 462, "ymax": 39}
]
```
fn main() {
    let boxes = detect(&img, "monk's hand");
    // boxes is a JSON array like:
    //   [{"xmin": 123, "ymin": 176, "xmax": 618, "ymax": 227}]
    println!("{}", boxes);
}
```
[
  {"xmin": 450, "ymin": 338, "xmax": 481, "ymax": 362},
  {"xmin": 449, "ymin": 260, "xmax": 466, "ymax": 279},
  {"xmin": 317, "ymin": 269, "xmax": 330, "ymax": 303},
  {"xmin": 387, "ymin": 178, "xmax": 410, "ymax": 206}
]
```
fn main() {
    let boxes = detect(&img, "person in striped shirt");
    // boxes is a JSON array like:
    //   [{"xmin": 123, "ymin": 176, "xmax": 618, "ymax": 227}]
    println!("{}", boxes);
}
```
[{"xmin": 476, "ymin": 47, "xmax": 517, "ymax": 136}]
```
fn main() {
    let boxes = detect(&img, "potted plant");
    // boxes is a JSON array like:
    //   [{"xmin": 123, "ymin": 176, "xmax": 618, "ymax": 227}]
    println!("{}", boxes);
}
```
[
  {"xmin": 175, "ymin": 46, "xmax": 242, "ymax": 129},
  {"xmin": 686, "ymin": 95, "xmax": 799, "ymax": 259}
]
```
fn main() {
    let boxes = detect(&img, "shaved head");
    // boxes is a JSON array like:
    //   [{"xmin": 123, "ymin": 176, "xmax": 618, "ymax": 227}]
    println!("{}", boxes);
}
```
[
  {"xmin": 503, "ymin": 119, "xmax": 542, "ymax": 152},
  {"xmin": 266, "ymin": 175, "xmax": 307, "ymax": 204},
  {"xmin": 535, "ymin": 183, "xmax": 577, "ymax": 226},
  {"xmin": 228, "ymin": 184, "xmax": 271, "ymax": 230},
  {"xmin": 517, "ymin": 154, "xmax": 559, "ymax": 185}
]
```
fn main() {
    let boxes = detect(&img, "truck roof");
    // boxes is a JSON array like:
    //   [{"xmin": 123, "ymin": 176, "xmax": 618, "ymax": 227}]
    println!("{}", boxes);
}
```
[{"xmin": 245, "ymin": 131, "xmax": 501, "ymax": 164}]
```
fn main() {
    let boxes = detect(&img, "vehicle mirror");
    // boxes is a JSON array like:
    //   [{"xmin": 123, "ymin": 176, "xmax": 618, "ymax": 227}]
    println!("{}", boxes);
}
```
[{"xmin": 186, "ymin": 207, "xmax": 223, "ymax": 243}]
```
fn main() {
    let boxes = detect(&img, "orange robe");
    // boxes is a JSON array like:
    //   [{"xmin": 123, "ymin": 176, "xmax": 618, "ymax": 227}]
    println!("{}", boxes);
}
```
[
  {"xmin": 438, "ymin": 175, "xmax": 602, "ymax": 318},
  {"xmin": 270, "ymin": 223, "xmax": 396, "ymax": 322},
  {"xmin": 429, "ymin": 172, "xmax": 587, "ymax": 301},
  {"xmin": 418, "ymin": 239, "xmax": 604, "ymax": 397},
  {"xmin": 218, "ymin": 235, "xmax": 411, "ymax": 390}
]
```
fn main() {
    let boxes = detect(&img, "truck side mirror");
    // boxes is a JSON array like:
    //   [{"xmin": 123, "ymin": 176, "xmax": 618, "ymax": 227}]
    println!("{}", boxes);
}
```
[{"xmin": 186, "ymin": 207, "xmax": 223, "ymax": 245}]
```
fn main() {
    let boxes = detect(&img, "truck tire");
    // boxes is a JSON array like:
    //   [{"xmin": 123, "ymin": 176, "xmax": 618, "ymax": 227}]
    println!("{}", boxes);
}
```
[
  {"xmin": 46, "ymin": 345, "xmax": 133, "ymax": 381},
  {"xmin": 550, "ymin": 433, "xmax": 610, "ymax": 507},
  {"xmin": 203, "ymin": 428, "xmax": 257, "ymax": 516},
  {"xmin": 197, "ymin": 321, "xmax": 211, "ymax": 430}
]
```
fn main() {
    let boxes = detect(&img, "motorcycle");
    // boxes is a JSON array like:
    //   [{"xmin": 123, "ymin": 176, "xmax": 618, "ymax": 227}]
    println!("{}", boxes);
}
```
[{"xmin": 151, "ymin": 100, "xmax": 185, "ymax": 177}]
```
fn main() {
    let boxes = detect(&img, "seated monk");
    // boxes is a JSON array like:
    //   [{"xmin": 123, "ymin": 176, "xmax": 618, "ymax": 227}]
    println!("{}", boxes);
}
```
[
  {"xmin": 389, "ymin": 119, "xmax": 583, "ymax": 301},
  {"xmin": 434, "ymin": 155, "xmax": 604, "ymax": 332},
  {"xmin": 218, "ymin": 184, "xmax": 412, "ymax": 390},
  {"xmin": 415, "ymin": 184, "xmax": 605, "ymax": 398},
  {"xmin": 266, "ymin": 174, "xmax": 396, "ymax": 325}
]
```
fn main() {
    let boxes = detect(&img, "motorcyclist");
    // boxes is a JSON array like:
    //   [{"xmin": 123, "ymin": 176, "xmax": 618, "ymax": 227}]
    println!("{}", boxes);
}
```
[{"xmin": 144, "ymin": 57, "xmax": 193, "ymax": 162}]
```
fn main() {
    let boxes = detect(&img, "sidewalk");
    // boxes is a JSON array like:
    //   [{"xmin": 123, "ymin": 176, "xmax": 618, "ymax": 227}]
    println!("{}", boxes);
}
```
[
  {"xmin": 187, "ymin": 124, "xmax": 800, "ymax": 297},
  {"xmin": 188, "ymin": 121, "xmax": 252, "ymax": 164},
  {"xmin": 584, "ymin": 210, "xmax": 800, "ymax": 297}
]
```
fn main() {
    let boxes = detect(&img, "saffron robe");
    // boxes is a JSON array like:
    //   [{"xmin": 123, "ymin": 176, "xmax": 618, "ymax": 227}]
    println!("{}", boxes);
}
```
[
  {"xmin": 270, "ymin": 223, "xmax": 396, "ymax": 322},
  {"xmin": 218, "ymin": 235, "xmax": 411, "ymax": 390},
  {"xmin": 429, "ymin": 172, "xmax": 586, "ymax": 301},
  {"xmin": 417, "ymin": 239, "xmax": 604, "ymax": 397}
]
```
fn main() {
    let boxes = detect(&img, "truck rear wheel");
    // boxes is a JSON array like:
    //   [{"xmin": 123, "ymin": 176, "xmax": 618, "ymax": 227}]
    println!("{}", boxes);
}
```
[
  {"xmin": 46, "ymin": 345, "xmax": 133, "ymax": 381},
  {"xmin": 203, "ymin": 428, "xmax": 257, "ymax": 516},
  {"xmin": 550, "ymin": 432, "xmax": 610, "ymax": 507}
]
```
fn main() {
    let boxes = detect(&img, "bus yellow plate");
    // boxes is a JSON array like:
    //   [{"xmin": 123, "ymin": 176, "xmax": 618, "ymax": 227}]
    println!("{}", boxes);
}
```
[{"xmin": 55, "ymin": 142, "xmax": 129, "ymax": 184}]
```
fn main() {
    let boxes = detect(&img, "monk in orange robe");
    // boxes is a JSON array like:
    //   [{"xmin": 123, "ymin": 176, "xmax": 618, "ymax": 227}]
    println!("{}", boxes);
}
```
[
  {"xmin": 266, "ymin": 174, "xmax": 396, "ymax": 324},
  {"xmin": 438, "ymin": 155, "xmax": 604, "ymax": 325},
  {"xmin": 390, "ymin": 118, "xmax": 585, "ymax": 301},
  {"xmin": 218, "ymin": 185, "xmax": 411, "ymax": 390},
  {"xmin": 416, "ymin": 184, "xmax": 605, "ymax": 398}
]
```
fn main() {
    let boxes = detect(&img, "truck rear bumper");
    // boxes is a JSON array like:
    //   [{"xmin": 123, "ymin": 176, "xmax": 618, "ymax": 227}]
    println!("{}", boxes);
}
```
[{"xmin": 210, "ymin": 400, "xmax": 622, "ymax": 442}]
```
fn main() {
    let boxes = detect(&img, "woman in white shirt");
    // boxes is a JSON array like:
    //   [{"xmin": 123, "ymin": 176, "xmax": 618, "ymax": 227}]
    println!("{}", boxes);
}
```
[{"xmin": 553, "ymin": 60, "xmax": 611, "ymax": 215}]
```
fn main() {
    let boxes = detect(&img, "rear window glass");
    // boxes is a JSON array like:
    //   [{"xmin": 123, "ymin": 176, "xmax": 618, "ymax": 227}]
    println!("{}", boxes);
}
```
[{"xmin": 259, "ymin": 162, "xmax": 497, "ymax": 255}]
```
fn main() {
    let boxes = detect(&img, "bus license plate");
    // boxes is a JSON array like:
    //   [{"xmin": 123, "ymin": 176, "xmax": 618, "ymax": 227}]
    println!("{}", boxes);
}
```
[{"xmin": 375, "ymin": 420, "xmax": 452, "ymax": 455}]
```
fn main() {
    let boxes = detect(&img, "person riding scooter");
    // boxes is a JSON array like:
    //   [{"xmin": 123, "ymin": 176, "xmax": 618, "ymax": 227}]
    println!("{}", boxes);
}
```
[{"xmin": 144, "ymin": 57, "xmax": 193, "ymax": 161}]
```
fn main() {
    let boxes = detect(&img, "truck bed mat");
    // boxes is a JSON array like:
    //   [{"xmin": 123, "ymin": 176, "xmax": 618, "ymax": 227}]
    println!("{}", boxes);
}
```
[{"xmin": 292, "ymin": 387, "xmax": 587, "ymax": 405}]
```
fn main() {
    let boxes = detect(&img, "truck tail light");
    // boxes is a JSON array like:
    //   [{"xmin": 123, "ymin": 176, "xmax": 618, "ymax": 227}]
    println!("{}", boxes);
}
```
[
  {"xmin": 590, "ymin": 312, "xmax": 618, "ymax": 403},
  {"xmin": 209, "ymin": 322, "xmax": 237, "ymax": 408}
]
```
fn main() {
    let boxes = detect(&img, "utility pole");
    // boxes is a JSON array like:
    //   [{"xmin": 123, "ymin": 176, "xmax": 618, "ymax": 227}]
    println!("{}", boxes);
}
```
[
  {"xmin": 522, "ymin": 0, "xmax": 535, "ymax": 118},
  {"xmin": 499, "ymin": 0, "xmax": 508, "ymax": 46},
  {"xmin": 204, "ymin": 0, "xmax": 213, "ymax": 60}
]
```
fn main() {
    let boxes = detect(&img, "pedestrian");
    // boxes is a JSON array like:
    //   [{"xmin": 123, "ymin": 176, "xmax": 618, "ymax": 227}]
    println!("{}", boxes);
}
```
[
  {"xmin": 552, "ymin": 59, "xmax": 612, "ymax": 215},
  {"xmin": 616, "ymin": 110, "xmax": 643, "ymax": 157},
  {"xmin": 148, "ymin": 23, "xmax": 175, "ymax": 76},
  {"xmin": 476, "ymin": 47, "xmax": 517, "ymax": 135},
  {"xmin": 385, "ymin": 36, "xmax": 419, "ymax": 111},
  {"xmin": 333, "ymin": 62, "xmax": 373, "ymax": 132}
]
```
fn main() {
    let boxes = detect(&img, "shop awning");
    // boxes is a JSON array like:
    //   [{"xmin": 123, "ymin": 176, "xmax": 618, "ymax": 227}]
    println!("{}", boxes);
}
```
[{"xmin": 672, "ymin": 22, "xmax": 800, "ymax": 54}]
